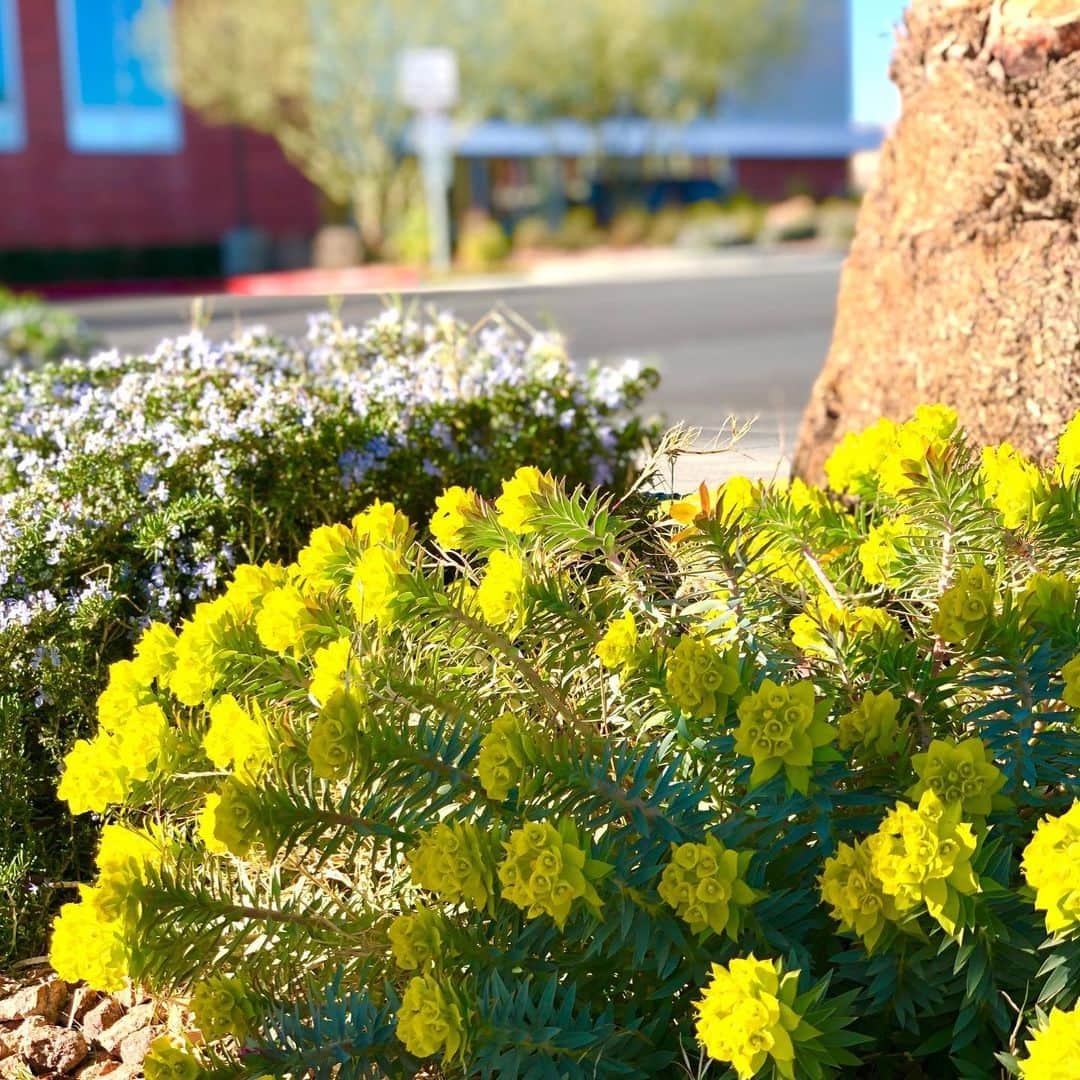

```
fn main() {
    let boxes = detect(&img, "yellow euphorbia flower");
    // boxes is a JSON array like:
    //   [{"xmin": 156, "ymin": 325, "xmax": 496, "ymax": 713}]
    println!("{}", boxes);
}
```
[
  {"xmin": 595, "ymin": 610, "xmax": 638, "ymax": 671},
  {"xmin": 475, "ymin": 549, "xmax": 526, "ymax": 627},
  {"xmin": 694, "ymin": 955, "xmax": 802, "ymax": 1080},
  {"xmin": 819, "ymin": 838, "xmax": 897, "ymax": 952},
  {"xmin": 1019, "ymin": 1005, "xmax": 1080, "ymax": 1080},
  {"xmin": 734, "ymin": 678, "xmax": 835, "ymax": 793},
  {"xmin": 865, "ymin": 792, "xmax": 979, "ymax": 936},
  {"xmin": 665, "ymin": 636, "xmax": 740, "ymax": 720},
  {"xmin": 430, "ymin": 485, "xmax": 479, "ymax": 550},
  {"xmin": 494, "ymin": 466, "xmax": 553, "ymax": 534},
  {"xmin": 931, "ymin": 564, "xmax": 996, "ymax": 645},
  {"xmin": 658, "ymin": 836, "xmax": 758, "ymax": 940},
  {"xmin": 981, "ymin": 443, "xmax": 1047, "ymax": 529},
  {"xmin": 498, "ymin": 819, "xmax": 606, "ymax": 929},
  {"xmin": 395, "ymin": 974, "xmax": 466, "ymax": 1062},
  {"xmin": 907, "ymin": 737, "xmax": 1006, "ymax": 818},
  {"xmin": 388, "ymin": 908, "xmax": 445, "ymax": 971},
  {"xmin": 1022, "ymin": 800, "xmax": 1080, "ymax": 934}
]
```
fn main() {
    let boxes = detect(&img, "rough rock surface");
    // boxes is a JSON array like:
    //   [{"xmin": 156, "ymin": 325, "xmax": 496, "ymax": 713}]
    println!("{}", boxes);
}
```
[
  {"xmin": 0, "ymin": 969, "xmax": 195, "ymax": 1078},
  {"xmin": 793, "ymin": 0, "xmax": 1080, "ymax": 483}
]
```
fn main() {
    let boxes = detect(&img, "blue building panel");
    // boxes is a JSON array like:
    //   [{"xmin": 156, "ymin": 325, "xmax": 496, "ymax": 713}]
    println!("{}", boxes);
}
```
[{"xmin": 721, "ymin": 0, "xmax": 851, "ymax": 128}]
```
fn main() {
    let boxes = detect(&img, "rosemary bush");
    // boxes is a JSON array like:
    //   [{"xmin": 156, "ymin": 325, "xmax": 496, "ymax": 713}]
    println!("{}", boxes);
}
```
[
  {"xmin": 53, "ymin": 405, "xmax": 1080, "ymax": 1078},
  {"xmin": 0, "ymin": 308, "xmax": 656, "ymax": 961}
]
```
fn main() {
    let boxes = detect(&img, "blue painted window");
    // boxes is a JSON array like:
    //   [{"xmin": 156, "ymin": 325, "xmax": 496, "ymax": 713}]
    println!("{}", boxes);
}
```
[
  {"xmin": 0, "ymin": 0, "xmax": 25, "ymax": 151},
  {"xmin": 58, "ymin": 0, "xmax": 182, "ymax": 153}
]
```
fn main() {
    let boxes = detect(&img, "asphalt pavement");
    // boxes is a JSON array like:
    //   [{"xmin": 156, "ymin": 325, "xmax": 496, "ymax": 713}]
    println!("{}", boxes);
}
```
[{"xmin": 70, "ymin": 252, "xmax": 843, "ymax": 485}]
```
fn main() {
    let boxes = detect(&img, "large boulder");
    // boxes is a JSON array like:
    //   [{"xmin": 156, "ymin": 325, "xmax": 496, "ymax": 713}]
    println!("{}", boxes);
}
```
[{"xmin": 793, "ymin": 0, "xmax": 1080, "ymax": 483}]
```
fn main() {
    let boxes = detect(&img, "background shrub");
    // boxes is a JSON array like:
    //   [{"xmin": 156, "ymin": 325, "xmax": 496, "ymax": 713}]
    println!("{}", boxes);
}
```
[
  {"xmin": 455, "ymin": 214, "xmax": 510, "ymax": 273},
  {"xmin": 555, "ymin": 206, "xmax": 603, "ymax": 251},
  {"xmin": 54, "ymin": 408, "xmax": 1080, "ymax": 1077},
  {"xmin": 0, "ymin": 288, "xmax": 99, "ymax": 366},
  {"xmin": 607, "ymin": 205, "xmax": 652, "ymax": 248},
  {"xmin": 0, "ymin": 307, "xmax": 658, "ymax": 961},
  {"xmin": 510, "ymin": 214, "xmax": 553, "ymax": 253}
]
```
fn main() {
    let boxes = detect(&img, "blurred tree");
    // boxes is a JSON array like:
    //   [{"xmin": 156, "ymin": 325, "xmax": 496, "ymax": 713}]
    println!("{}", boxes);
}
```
[{"xmin": 162, "ymin": 0, "xmax": 801, "ymax": 257}]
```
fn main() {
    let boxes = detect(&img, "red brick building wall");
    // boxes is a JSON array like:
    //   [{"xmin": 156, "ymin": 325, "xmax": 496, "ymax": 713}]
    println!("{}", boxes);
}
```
[
  {"xmin": 0, "ymin": 0, "xmax": 319, "ymax": 252},
  {"xmin": 733, "ymin": 157, "xmax": 850, "ymax": 202}
]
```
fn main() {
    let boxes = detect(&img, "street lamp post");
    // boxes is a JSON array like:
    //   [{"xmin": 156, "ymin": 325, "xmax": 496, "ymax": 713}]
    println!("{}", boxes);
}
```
[{"xmin": 399, "ymin": 48, "xmax": 458, "ymax": 273}]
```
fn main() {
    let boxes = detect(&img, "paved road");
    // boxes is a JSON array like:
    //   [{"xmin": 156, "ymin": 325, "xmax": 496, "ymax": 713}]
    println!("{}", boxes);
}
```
[{"xmin": 71, "ymin": 254, "xmax": 842, "ymax": 482}]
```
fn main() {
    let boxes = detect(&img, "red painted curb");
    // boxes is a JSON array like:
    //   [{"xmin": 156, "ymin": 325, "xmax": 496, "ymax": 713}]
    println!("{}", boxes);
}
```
[
  {"xmin": 224, "ymin": 265, "xmax": 424, "ymax": 296},
  {"xmin": 15, "ymin": 265, "xmax": 426, "ymax": 302}
]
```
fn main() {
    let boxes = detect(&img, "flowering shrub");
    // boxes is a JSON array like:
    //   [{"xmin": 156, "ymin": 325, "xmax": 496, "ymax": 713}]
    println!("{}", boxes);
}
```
[
  {"xmin": 51, "ymin": 405, "xmax": 1080, "ymax": 1077},
  {"xmin": 0, "ymin": 308, "xmax": 656, "ymax": 959},
  {"xmin": 0, "ymin": 287, "xmax": 99, "ymax": 367}
]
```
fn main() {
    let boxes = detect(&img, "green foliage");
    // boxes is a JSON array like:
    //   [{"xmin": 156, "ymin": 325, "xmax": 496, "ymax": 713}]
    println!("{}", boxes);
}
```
[
  {"xmin": 555, "ymin": 207, "xmax": 603, "ymax": 251},
  {"xmin": 608, "ymin": 206, "xmax": 652, "ymax": 248},
  {"xmin": 0, "ymin": 288, "xmax": 99, "ymax": 366},
  {"xmin": 510, "ymin": 215, "xmax": 553, "ymax": 253},
  {"xmin": 53, "ymin": 406, "xmax": 1080, "ymax": 1076},
  {"xmin": 0, "ymin": 309, "xmax": 658, "ymax": 963},
  {"xmin": 456, "ymin": 215, "xmax": 510, "ymax": 273}
]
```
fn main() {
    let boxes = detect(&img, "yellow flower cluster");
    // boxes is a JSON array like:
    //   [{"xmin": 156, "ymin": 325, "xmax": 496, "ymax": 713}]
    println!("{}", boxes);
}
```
[
  {"xmin": 1062, "ymin": 654, "xmax": 1080, "ymax": 709},
  {"xmin": 665, "ymin": 476, "xmax": 757, "ymax": 542},
  {"xmin": 388, "ymin": 908, "xmax": 445, "ymax": 970},
  {"xmin": 395, "ymin": 974, "xmax": 466, "ymax": 1062},
  {"xmin": 196, "ymin": 793, "xmax": 227, "ymax": 856},
  {"xmin": 203, "ymin": 694, "xmax": 271, "ymax": 783},
  {"xmin": 837, "ymin": 689, "xmax": 902, "ymax": 758},
  {"xmin": 694, "ymin": 956, "xmax": 802, "ymax": 1080},
  {"xmin": 981, "ymin": 443, "xmax": 1047, "ymax": 529},
  {"xmin": 819, "ymin": 838, "xmax": 897, "ymax": 952},
  {"xmin": 190, "ymin": 974, "xmax": 255, "ymax": 1042},
  {"xmin": 497, "ymin": 820, "xmax": 604, "ymax": 929},
  {"xmin": 1020, "ymin": 572, "xmax": 1078, "ymax": 635},
  {"xmin": 665, "ymin": 636, "xmax": 740, "ymax": 720},
  {"xmin": 1019, "ymin": 1005, "xmax": 1080, "ymax": 1080},
  {"xmin": 823, "ymin": 792, "xmax": 979, "ymax": 943},
  {"xmin": 171, "ymin": 562, "xmax": 285, "ymax": 705},
  {"xmin": 58, "ymin": 654, "xmax": 171, "ymax": 814},
  {"xmin": 1022, "ymin": 800, "xmax": 1080, "ymax": 934},
  {"xmin": 476, "ymin": 714, "xmax": 532, "ymax": 801},
  {"xmin": 256, "ymin": 583, "xmax": 320, "ymax": 655},
  {"xmin": 1058, "ymin": 412, "xmax": 1080, "ymax": 483},
  {"xmin": 143, "ymin": 1035, "xmax": 202, "ymax": 1080},
  {"xmin": 202, "ymin": 779, "xmax": 264, "ymax": 858},
  {"xmin": 308, "ymin": 635, "xmax": 363, "ymax": 706},
  {"xmin": 50, "ymin": 887, "xmax": 130, "ymax": 992},
  {"xmin": 865, "ymin": 792, "xmax": 979, "ymax": 936},
  {"xmin": 494, "ymin": 466, "xmax": 554, "ymax": 534},
  {"xmin": 734, "ymin": 678, "xmax": 834, "ymax": 793},
  {"xmin": 349, "ymin": 546, "xmax": 406, "ymax": 627},
  {"xmin": 130, "ymin": 621, "xmax": 179, "ymax": 685},
  {"xmin": 657, "ymin": 837, "xmax": 758, "ymax": 940},
  {"xmin": 907, "ymin": 737, "xmax": 1005, "ymax": 818},
  {"xmin": 296, "ymin": 522, "xmax": 354, "ymax": 592},
  {"xmin": 931, "ymin": 564, "xmax": 996, "ymax": 645},
  {"xmin": 859, "ymin": 515, "xmax": 920, "ymax": 587},
  {"xmin": 475, "ymin": 549, "xmax": 526, "ymax": 628},
  {"xmin": 790, "ymin": 597, "xmax": 900, "ymax": 659},
  {"xmin": 408, "ymin": 822, "xmax": 495, "ymax": 910},
  {"xmin": 308, "ymin": 689, "xmax": 365, "ymax": 781},
  {"xmin": 345, "ymin": 501, "xmax": 413, "ymax": 627},
  {"xmin": 825, "ymin": 405, "xmax": 958, "ymax": 498},
  {"xmin": 51, "ymin": 825, "xmax": 164, "ymax": 990},
  {"xmin": 430, "ymin": 485, "xmax": 479, "ymax": 550},
  {"xmin": 595, "ymin": 610, "xmax": 638, "ymax": 671}
]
